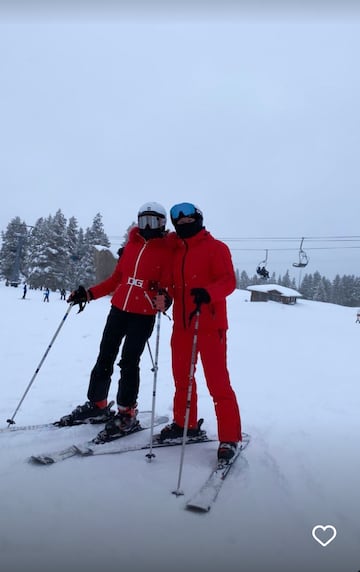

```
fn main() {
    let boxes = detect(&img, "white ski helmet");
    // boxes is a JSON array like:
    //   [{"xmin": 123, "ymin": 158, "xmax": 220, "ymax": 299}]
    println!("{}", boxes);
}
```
[
  {"xmin": 138, "ymin": 202, "xmax": 167, "ymax": 223},
  {"xmin": 137, "ymin": 202, "xmax": 167, "ymax": 239}
]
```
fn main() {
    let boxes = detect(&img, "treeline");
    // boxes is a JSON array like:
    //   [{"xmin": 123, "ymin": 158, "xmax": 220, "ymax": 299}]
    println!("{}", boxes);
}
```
[
  {"xmin": 2, "ymin": 212, "xmax": 359, "ymax": 307},
  {"xmin": 0, "ymin": 210, "xmax": 113, "ymax": 291},
  {"xmin": 236, "ymin": 269, "xmax": 360, "ymax": 307}
]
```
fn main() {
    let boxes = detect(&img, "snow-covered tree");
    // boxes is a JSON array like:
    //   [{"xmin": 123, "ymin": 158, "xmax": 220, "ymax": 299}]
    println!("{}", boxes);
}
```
[
  {"xmin": 72, "ymin": 213, "xmax": 111, "ymax": 287},
  {"xmin": 44, "ymin": 209, "xmax": 69, "ymax": 290},
  {"xmin": 66, "ymin": 216, "xmax": 81, "ymax": 288},
  {"xmin": 26, "ymin": 217, "xmax": 52, "ymax": 289},
  {"xmin": 86, "ymin": 213, "xmax": 110, "ymax": 247},
  {"xmin": 0, "ymin": 217, "xmax": 29, "ymax": 283},
  {"xmin": 238, "ymin": 270, "xmax": 250, "ymax": 290},
  {"xmin": 281, "ymin": 270, "xmax": 292, "ymax": 288},
  {"xmin": 121, "ymin": 222, "xmax": 136, "ymax": 247}
]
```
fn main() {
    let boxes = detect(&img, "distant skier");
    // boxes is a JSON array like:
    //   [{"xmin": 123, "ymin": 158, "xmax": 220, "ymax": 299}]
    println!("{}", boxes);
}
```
[
  {"xmin": 257, "ymin": 265, "xmax": 269, "ymax": 280},
  {"xmin": 356, "ymin": 310, "xmax": 360, "ymax": 323},
  {"xmin": 43, "ymin": 288, "xmax": 50, "ymax": 302},
  {"xmin": 60, "ymin": 288, "xmax": 66, "ymax": 300},
  {"xmin": 22, "ymin": 284, "xmax": 27, "ymax": 299}
]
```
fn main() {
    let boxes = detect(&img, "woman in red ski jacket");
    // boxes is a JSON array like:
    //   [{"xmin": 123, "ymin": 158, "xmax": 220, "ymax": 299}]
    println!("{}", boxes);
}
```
[
  {"xmin": 157, "ymin": 202, "xmax": 242, "ymax": 462},
  {"xmin": 59, "ymin": 202, "xmax": 173, "ymax": 441},
  {"xmin": 89, "ymin": 226, "xmax": 170, "ymax": 315}
]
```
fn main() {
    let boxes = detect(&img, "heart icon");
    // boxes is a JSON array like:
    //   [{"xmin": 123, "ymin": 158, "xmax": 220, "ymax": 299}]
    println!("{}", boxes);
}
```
[{"xmin": 312, "ymin": 525, "xmax": 337, "ymax": 547}]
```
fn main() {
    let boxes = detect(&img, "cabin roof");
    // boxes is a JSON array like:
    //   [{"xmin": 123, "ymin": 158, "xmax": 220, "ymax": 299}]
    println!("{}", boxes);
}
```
[{"xmin": 246, "ymin": 284, "xmax": 302, "ymax": 298}]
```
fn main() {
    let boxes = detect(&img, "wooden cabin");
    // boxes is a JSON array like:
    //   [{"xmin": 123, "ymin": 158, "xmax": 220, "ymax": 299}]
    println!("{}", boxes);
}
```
[{"xmin": 247, "ymin": 284, "xmax": 302, "ymax": 305}]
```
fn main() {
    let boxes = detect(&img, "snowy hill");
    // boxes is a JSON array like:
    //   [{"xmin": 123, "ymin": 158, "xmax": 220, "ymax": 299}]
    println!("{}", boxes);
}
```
[{"xmin": 0, "ymin": 284, "xmax": 359, "ymax": 572}]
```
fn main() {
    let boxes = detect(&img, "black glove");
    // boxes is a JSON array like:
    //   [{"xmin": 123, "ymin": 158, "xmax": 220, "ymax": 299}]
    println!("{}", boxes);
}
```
[
  {"xmin": 153, "ymin": 288, "xmax": 172, "ymax": 312},
  {"xmin": 162, "ymin": 290, "xmax": 172, "ymax": 311},
  {"xmin": 67, "ymin": 285, "xmax": 91, "ymax": 312},
  {"xmin": 190, "ymin": 288, "xmax": 211, "ymax": 306}
]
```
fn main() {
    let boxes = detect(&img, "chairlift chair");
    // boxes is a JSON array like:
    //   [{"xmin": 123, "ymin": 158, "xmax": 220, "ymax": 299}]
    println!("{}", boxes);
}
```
[
  {"xmin": 256, "ymin": 249, "xmax": 270, "ymax": 279},
  {"xmin": 292, "ymin": 238, "xmax": 309, "ymax": 268}
]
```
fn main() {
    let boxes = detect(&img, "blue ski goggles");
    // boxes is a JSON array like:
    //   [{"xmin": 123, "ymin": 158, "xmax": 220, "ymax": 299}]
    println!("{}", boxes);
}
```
[
  {"xmin": 170, "ymin": 202, "xmax": 199, "ymax": 222},
  {"xmin": 138, "ymin": 214, "xmax": 165, "ymax": 230}
]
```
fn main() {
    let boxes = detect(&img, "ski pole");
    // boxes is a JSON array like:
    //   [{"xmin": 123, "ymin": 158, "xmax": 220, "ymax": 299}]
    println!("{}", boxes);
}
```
[
  {"xmin": 6, "ymin": 303, "xmax": 75, "ymax": 426},
  {"xmin": 172, "ymin": 307, "xmax": 201, "ymax": 496},
  {"xmin": 145, "ymin": 311, "xmax": 161, "ymax": 461},
  {"xmin": 146, "ymin": 340, "xmax": 155, "ymax": 371}
]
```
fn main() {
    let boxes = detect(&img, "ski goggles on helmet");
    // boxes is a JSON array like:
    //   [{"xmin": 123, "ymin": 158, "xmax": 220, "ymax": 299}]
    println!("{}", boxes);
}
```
[
  {"xmin": 138, "ymin": 214, "xmax": 165, "ymax": 230},
  {"xmin": 170, "ymin": 202, "xmax": 200, "ymax": 223}
]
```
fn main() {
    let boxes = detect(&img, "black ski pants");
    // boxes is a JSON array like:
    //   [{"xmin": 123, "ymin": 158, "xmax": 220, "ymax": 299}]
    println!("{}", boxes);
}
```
[{"xmin": 87, "ymin": 305, "xmax": 155, "ymax": 407}]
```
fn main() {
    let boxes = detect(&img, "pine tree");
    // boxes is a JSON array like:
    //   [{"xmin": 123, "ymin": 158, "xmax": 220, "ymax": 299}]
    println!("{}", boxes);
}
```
[
  {"xmin": 300, "ymin": 274, "xmax": 313, "ymax": 299},
  {"xmin": 66, "ymin": 216, "xmax": 80, "ymax": 289},
  {"xmin": 77, "ymin": 228, "xmax": 97, "ymax": 287},
  {"xmin": 87, "ymin": 213, "xmax": 110, "ymax": 247},
  {"xmin": 321, "ymin": 277, "xmax": 332, "ymax": 302},
  {"xmin": 121, "ymin": 222, "xmax": 136, "ymax": 247},
  {"xmin": 331, "ymin": 274, "xmax": 343, "ymax": 304},
  {"xmin": 238, "ymin": 270, "xmax": 250, "ymax": 290},
  {"xmin": 0, "ymin": 217, "xmax": 28, "ymax": 283},
  {"xmin": 25, "ymin": 217, "xmax": 49, "ymax": 289},
  {"xmin": 312, "ymin": 272, "xmax": 322, "ymax": 299},
  {"xmin": 341, "ymin": 275, "xmax": 360, "ymax": 306},
  {"xmin": 46, "ymin": 209, "xmax": 69, "ymax": 291},
  {"xmin": 73, "ymin": 214, "xmax": 109, "ymax": 287},
  {"xmin": 313, "ymin": 279, "xmax": 327, "ymax": 301},
  {"xmin": 25, "ymin": 210, "xmax": 70, "ymax": 290},
  {"xmin": 282, "ymin": 270, "xmax": 292, "ymax": 287}
]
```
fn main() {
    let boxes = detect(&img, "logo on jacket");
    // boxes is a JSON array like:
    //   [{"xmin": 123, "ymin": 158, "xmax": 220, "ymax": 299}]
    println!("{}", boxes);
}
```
[{"xmin": 127, "ymin": 277, "xmax": 144, "ymax": 288}]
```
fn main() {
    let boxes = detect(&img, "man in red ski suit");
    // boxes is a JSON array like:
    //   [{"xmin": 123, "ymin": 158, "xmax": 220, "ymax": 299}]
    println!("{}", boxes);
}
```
[
  {"xmin": 58, "ymin": 202, "xmax": 172, "ymax": 440},
  {"xmin": 157, "ymin": 202, "xmax": 242, "ymax": 461}
]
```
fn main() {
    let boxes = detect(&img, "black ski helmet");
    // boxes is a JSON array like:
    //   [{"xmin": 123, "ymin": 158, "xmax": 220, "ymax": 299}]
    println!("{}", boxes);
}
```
[{"xmin": 170, "ymin": 202, "xmax": 204, "ymax": 239}]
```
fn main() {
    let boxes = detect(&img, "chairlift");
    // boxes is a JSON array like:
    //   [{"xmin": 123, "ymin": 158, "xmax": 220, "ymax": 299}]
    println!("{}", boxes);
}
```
[
  {"xmin": 256, "ymin": 249, "xmax": 270, "ymax": 280},
  {"xmin": 292, "ymin": 238, "xmax": 309, "ymax": 268}
]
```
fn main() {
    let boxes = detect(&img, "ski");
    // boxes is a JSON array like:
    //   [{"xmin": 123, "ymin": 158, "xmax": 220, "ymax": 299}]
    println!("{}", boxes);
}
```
[
  {"xmin": 0, "ymin": 418, "xmax": 112, "ymax": 434},
  {"xmin": 29, "ymin": 426, "xmax": 216, "ymax": 465},
  {"xmin": 0, "ymin": 422, "xmax": 60, "ymax": 434},
  {"xmin": 185, "ymin": 433, "xmax": 250, "ymax": 513},
  {"xmin": 1, "ymin": 401, "xmax": 116, "ymax": 434},
  {"xmin": 29, "ymin": 414, "xmax": 169, "ymax": 464},
  {"xmin": 76, "ymin": 434, "xmax": 216, "ymax": 457}
]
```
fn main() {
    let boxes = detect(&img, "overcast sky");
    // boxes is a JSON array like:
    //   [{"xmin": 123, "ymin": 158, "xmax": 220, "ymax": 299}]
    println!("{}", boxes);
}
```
[{"xmin": 1, "ymin": 2, "xmax": 359, "ymax": 279}]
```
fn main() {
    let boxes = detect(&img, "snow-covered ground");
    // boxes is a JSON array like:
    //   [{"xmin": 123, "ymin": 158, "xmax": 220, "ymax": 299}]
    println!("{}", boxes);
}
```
[{"xmin": 0, "ymin": 283, "xmax": 359, "ymax": 572}]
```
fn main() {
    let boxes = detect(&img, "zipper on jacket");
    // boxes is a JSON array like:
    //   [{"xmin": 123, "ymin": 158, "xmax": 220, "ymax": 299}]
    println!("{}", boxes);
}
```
[
  {"xmin": 181, "ymin": 241, "xmax": 188, "ymax": 329},
  {"xmin": 123, "ymin": 242, "xmax": 147, "ymax": 311}
]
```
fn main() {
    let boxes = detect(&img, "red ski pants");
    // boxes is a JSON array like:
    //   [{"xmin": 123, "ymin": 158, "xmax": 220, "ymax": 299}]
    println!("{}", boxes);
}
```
[{"xmin": 171, "ymin": 327, "xmax": 242, "ymax": 443}]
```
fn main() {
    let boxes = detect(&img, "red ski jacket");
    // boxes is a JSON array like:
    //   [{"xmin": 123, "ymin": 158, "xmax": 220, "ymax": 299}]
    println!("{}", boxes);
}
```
[
  {"xmin": 168, "ymin": 229, "xmax": 236, "ymax": 330},
  {"xmin": 89, "ymin": 227, "xmax": 173, "ymax": 315}
]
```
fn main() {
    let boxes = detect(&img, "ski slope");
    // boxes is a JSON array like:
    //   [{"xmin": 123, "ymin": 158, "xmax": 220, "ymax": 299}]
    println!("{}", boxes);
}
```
[{"xmin": 0, "ymin": 283, "xmax": 359, "ymax": 572}]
